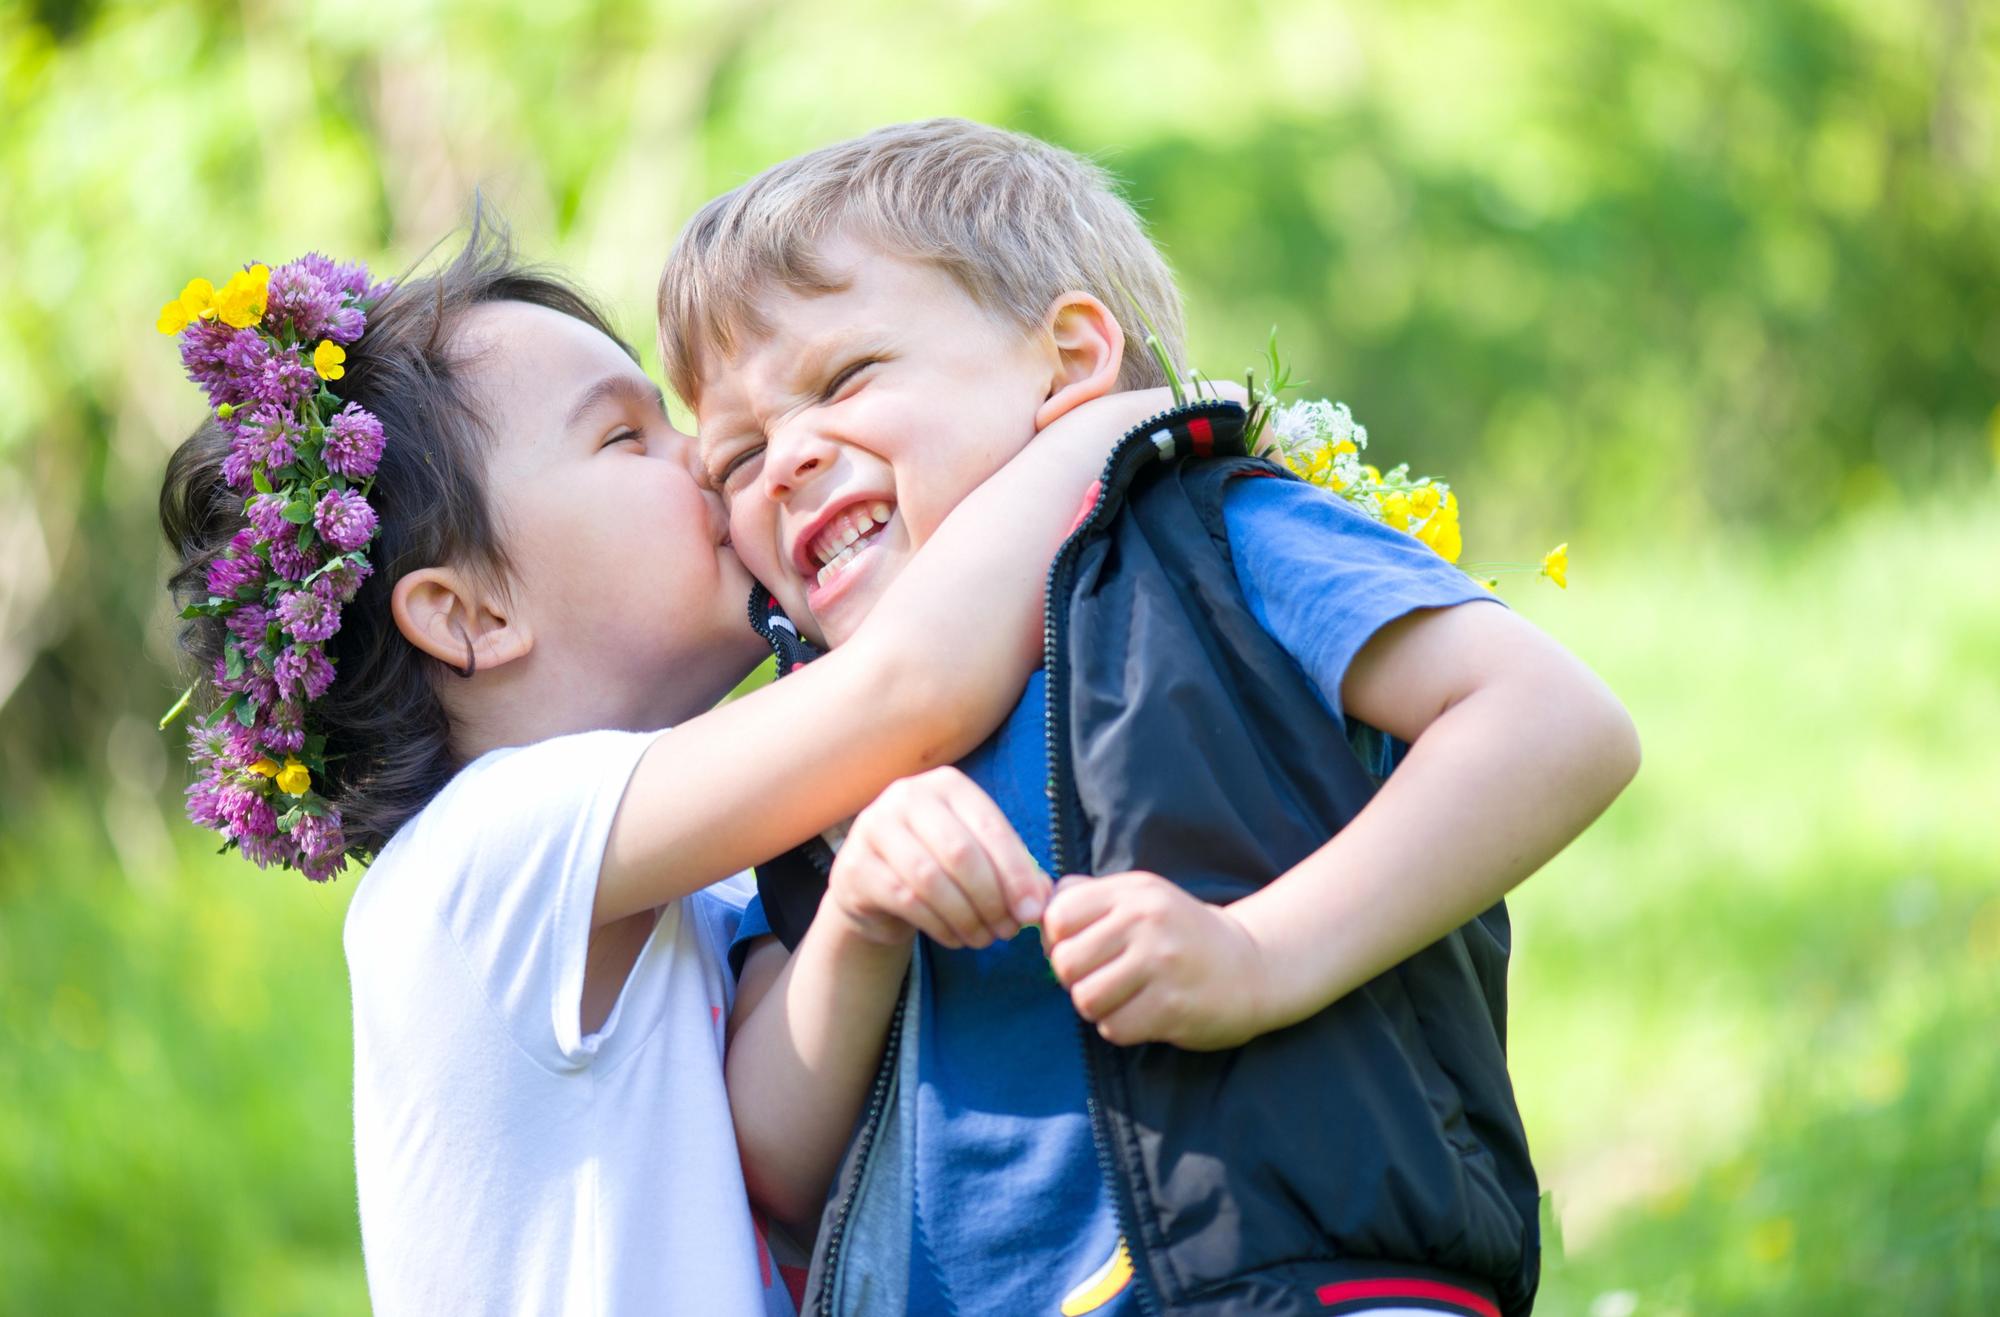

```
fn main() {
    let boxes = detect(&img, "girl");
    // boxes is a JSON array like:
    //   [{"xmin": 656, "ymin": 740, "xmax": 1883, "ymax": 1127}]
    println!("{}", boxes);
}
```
[{"xmin": 157, "ymin": 215, "xmax": 1166, "ymax": 1314}]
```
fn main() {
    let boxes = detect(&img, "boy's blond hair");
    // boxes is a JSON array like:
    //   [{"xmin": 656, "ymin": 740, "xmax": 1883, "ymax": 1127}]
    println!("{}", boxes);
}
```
[{"xmin": 657, "ymin": 118, "xmax": 1187, "ymax": 403}]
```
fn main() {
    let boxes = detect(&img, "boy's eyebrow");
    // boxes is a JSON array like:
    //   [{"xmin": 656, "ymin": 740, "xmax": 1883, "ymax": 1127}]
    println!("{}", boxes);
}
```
[
  {"xmin": 780, "ymin": 326, "xmax": 890, "ymax": 390},
  {"xmin": 563, "ymin": 374, "xmax": 667, "ymax": 430}
]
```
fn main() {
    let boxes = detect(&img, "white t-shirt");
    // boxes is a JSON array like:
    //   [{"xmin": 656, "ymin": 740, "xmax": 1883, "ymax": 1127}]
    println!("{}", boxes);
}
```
[{"xmin": 344, "ymin": 729, "xmax": 792, "ymax": 1317}]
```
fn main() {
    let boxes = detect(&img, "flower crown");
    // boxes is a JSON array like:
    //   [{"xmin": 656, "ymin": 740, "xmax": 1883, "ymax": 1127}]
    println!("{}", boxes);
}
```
[{"xmin": 157, "ymin": 254, "xmax": 393, "ymax": 881}]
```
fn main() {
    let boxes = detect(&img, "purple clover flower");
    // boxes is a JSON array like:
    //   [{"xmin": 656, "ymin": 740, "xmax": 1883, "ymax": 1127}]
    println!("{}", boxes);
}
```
[
  {"xmin": 226, "ymin": 602, "xmax": 273, "ymax": 647},
  {"xmin": 221, "ymin": 447, "xmax": 257, "ymax": 493},
  {"xmin": 236, "ymin": 404, "xmax": 301, "ymax": 471},
  {"xmin": 274, "ymin": 647, "xmax": 336, "ymax": 701},
  {"xmin": 186, "ymin": 768, "xmax": 227, "ymax": 829},
  {"xmin": 264, "ymin": 701, "xmax": 307, "ymax": 753},
  {"xmin": 276, "ymin": 586, "xmax": 341, "ymax": 644},
  {"xmin": 180, "ymin": 320, "xmax": 248, "ymax": 408},
  {"xmin": 206, "ymin": 548, "xmax": 263, "ymax": 599},
  {"xmin": 292, "ymin": 811, "xmax": 348, "ymax": 882},
  {"xmin": 217, "ymin": 782, "xmax": 277, "ymax": 840},
  {"xmin": 314, "ymin": 557, "xmax": 373, "ymax": 605},
  {"xmin": 323, "ymin": 404, "xmax": 385, "ymax": 479},
  {"xmin": 246, "ymin": 493, "xmax": 289, "ymax": 542},
  {"xmin": 297, "ymin": 252, "xmax": 371, "ymax": 299},
  {"xmin": 269, "ymin": 537, "xmax": 319, "ymax": 581},
  {"xmin": 256, "ymin": 351, "xmax": 319, "ymax": 408},
  {"xmin": 266, "ymin": 260, "xmax": 339, "ymax": 341},
  {"xmin": 237, "ymin": 831, "xmax": 291, "ymax": 868},
  {"xmin": 314, "ymin": 489, "xmax": 378, "ymax": 552},
  {"xmin": 325, "ymin": 305, "xmax": 366, "ymax": 344}
]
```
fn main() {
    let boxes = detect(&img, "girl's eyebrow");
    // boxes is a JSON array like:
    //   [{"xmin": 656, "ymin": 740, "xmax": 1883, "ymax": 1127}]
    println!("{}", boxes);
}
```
[{"xmin": 563, "ymin": 373, "xmax": 667, "ymax": 430}]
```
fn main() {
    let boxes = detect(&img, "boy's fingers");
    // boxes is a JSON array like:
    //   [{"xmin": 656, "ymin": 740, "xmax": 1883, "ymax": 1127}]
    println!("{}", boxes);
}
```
[
  {"xmin": 869, "ymin": 818, "xmax": 988, "ymax": 948},
  {"xmin": 1042, "ymin": 874, "xmax": 1121, "ymax": 942},
  {"xmin": 944, "ymin": 781, "xmax": 1050, "ymax": 925},
  {"xmin": 1066, "ymin": 950, "xmax": 1148, "ymax": 1025},
  {"xmin": 1045, "ymin": 908, "xmax": 1130, "ymax": 988}
]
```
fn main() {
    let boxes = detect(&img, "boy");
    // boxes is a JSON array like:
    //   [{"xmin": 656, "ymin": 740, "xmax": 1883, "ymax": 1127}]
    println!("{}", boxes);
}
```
[{"xmin": 663, "ymin": 120, "xmax": 1639, "ymax": 1316}]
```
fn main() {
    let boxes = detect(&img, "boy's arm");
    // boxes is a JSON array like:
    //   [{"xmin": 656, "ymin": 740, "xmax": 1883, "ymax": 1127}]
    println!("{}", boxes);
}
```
[
  {"xmin": 593, "ymin": 387, "xmax": 1175, "ymax": 928},
  {"xmin": 1044, "ymin": 602, "xmax": 1640, "ymax": 1049},
  {"xmin": 727, "ymin": 767, "xmax": 1047, "ymax": 1233}
]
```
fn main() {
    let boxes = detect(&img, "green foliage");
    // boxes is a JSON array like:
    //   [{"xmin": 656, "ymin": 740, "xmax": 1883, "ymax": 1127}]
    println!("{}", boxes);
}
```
[
  {"xmin": 1506, "ymin": 494, "xmax": 2000, "ymax": 1313},
  {"xmin": 0, "ymin": 799, "xmax": 367, "ymax": 1315}
]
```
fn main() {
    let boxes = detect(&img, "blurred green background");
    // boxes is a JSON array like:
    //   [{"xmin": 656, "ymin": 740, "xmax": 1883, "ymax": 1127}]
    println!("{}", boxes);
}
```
[{"xmin": 2, "ymin": 0, "xmax": 1995, "ymax": 1312}]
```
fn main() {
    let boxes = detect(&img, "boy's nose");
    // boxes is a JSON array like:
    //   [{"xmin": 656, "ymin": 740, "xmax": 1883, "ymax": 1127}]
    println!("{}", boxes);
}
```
[{"xmin": 762, "ymin": 421, "xmax": 834, "ymax": 501}]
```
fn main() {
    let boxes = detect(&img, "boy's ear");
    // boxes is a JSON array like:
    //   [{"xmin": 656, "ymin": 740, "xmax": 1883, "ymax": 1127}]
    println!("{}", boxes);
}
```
[
  {"xmin": 390, "ymin": 566, "xmax": 533, "ymax": 678},
  {"xmin": 1033, "ymin": 291, "xmax": 1126, "ymax": 431}
]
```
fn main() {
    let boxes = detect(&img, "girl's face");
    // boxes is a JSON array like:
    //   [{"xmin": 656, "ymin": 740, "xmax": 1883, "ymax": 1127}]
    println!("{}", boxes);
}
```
[{"xmin": 457, "ymin": 301, "xmax": 765, "ymax": 728}]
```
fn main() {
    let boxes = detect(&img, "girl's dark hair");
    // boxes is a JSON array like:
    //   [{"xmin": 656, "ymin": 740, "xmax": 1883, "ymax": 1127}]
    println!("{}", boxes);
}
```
[{"xmin": 159, "ymin": 207, "xmax": 637, "ymax": 860}]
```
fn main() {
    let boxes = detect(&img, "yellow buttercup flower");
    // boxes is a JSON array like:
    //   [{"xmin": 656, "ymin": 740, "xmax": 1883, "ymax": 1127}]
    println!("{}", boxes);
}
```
[
  {"xmin": 1331, "ymin": 438, "xmax": 1357, "ymax": 456},
  {"xmin": 248, "ymin": 758, "xmax": 280, "ymax": 778},
  {"xmin": 156, "ymin": 277, "xmax": 218, "ymax": 334},
  {"xmin": 1541, "ymin": 542, "xmax": 1569, "ymax": 589},
  {"xmin": 1415, "ymin": 511, "xmax": 1463, "ymax": 563},
  {"xmin": 1381, "ymin": 492, "xmax": 1412, "ymax": 530},
  {"xmin": 213, "ymin": 264, "xmax": 270, "ymax": 329},
  {"xmin": 313, "ymin": 340, "xmax": 347, "ymax": 381},
  {"xmin": 1410, "ymin": 485, "xmax": 1442, "ymax": 519},
  {"xmin": 275, "ymin": 757, "xmax": 312, "ymax": 795}
]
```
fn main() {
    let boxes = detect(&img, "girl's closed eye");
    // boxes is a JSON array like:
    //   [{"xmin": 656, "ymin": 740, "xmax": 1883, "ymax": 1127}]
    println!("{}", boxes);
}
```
[{"xmin": 601, "ymin": 427, "xmax": 643, "ymax": 451}]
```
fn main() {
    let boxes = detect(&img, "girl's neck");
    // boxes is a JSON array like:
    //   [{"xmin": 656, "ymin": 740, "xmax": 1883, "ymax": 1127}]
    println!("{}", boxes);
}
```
[{"xmin": 445, "ymin": 658, "xmax": 750, "ymax": 761}]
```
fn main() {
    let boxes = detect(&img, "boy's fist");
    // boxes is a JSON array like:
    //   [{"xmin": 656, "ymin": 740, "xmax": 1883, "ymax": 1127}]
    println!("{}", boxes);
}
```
[
  {"xmin": 829, "ymin": 766, "xmax": 1051, "ymax": 950},
  {"xmin": 1042, "ymin": 871, "xmax": 1269, "ymax": 1051}
]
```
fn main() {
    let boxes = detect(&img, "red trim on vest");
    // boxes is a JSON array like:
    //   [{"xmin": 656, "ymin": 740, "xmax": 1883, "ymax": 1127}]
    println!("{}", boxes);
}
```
[
  {"xmin": 1317, "ymin": 1278, "xmax": 1500, "ymax": 1317},
  {"xmin": 1067, "ymin": 480, "xmax": 1104, "ymax": 535},
  {"xmin": 1187, "ymin": 416, "xmax": 1214, "ymax": 456}
]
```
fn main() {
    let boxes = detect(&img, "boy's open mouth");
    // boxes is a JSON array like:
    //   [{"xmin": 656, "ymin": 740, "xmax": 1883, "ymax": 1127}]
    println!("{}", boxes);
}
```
[{"xmin": 801, "ymin": 498, "xmax": 894, "ymax": 590}]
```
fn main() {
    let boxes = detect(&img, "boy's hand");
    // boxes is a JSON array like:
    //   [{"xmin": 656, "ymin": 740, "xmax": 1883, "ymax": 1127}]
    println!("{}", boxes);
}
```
[
  {"xmin": 830, "ymin": 767, "xmax": 1052, "ymax": 950},
  {"xmin": 1042, "ymin": 872, "xmax": 1269, "ymax": 1051}
]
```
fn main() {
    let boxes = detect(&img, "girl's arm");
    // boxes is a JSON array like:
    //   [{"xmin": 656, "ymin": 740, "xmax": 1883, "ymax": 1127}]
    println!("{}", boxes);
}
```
[{"xmin": 591, "ymin": 387, "xmax": 1175, "ymax": 927}]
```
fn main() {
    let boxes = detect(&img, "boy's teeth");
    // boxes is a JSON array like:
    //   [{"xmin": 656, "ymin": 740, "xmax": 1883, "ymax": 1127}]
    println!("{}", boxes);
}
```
[{"xmin": 808, "ymin": 502, "xmax": 894, "ymax": 570}]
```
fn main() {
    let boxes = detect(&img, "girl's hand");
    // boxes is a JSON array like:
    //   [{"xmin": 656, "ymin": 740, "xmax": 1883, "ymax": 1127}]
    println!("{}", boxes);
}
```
[
  {"xmin": 830, "ymin": 766, "xmax": 1051, "ymax": 950},
  {"xmin": 1042, "ymin": 871, "xmax": 1271, "ymax": 1051}
]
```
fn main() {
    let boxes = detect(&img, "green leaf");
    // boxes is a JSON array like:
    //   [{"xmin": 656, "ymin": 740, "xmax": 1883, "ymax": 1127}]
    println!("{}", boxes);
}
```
[
  {"xmin": 252, "ymin": 467, "xmax": 274, "ymax": 495},
  {"xmin": 281, "ymin": 500, "xmax": 313, "ymax": 524},
  {"xmin": 224, "ymin": 643, "xmax": 245, "ymax": 681},
  {"xmin": 234, "ymin": 698, "xmax": 258, "ymax": 728},
  {"xmin": 296, "ymin": 524, "xmax": 313, "ymax": 553},
  {"xmin": 157, "ymin": 684, "xmax": 195, "ymax": 730}
]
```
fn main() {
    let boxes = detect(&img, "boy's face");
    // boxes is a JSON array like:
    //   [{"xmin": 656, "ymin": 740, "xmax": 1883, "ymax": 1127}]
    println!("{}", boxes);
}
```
[{"xmin": 694, "ymin": 234, "xmax": 1052, "ymax": 648}]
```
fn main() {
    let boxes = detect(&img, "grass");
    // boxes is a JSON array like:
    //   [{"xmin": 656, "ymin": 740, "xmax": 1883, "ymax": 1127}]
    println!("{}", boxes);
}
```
[{"xmin": 0, "ymin": 496, "xmax": 1992, "ymax": 1313}]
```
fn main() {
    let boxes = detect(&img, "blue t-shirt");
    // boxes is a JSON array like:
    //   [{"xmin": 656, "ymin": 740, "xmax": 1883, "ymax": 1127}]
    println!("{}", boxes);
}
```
[{"xmin": 900, "ymin": 475, "xmax": 1497, "ymax": 1315}]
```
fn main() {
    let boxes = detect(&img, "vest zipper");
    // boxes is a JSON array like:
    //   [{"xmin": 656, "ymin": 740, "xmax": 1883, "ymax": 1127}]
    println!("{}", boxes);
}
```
[
  {"xmin": 812, "ymin": 985, "xmax": 907, "ymax": 1316},
  {"xmin": 1042, "ymin": 405, "xmax": 1228, "ymax": 1317}
]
